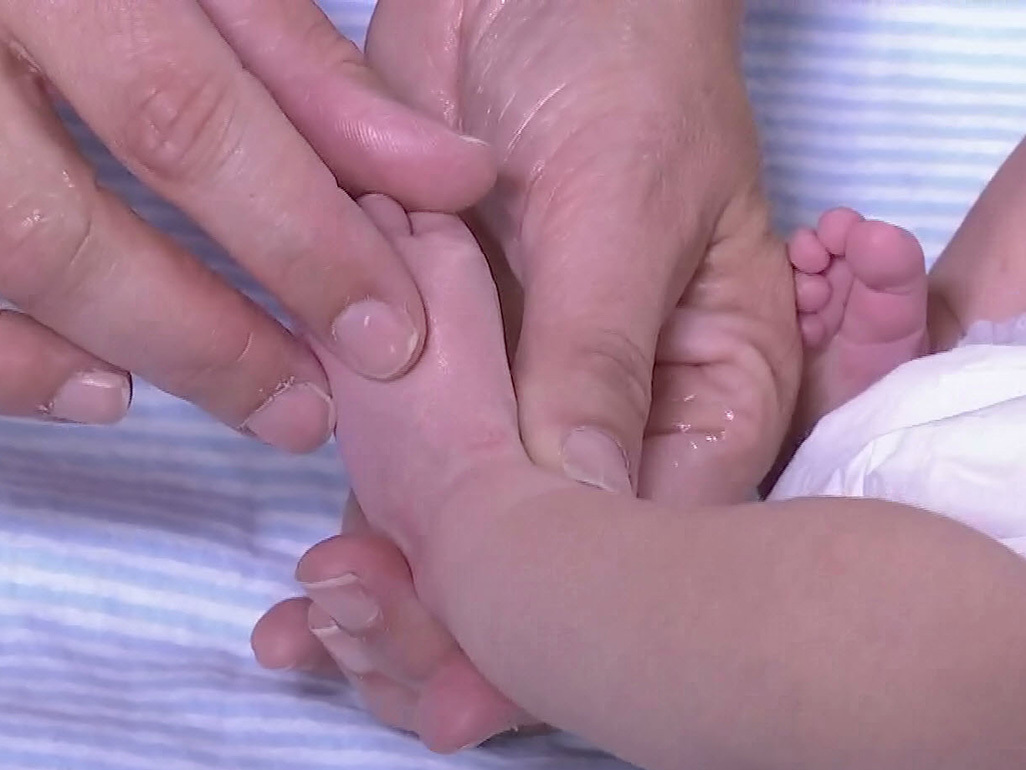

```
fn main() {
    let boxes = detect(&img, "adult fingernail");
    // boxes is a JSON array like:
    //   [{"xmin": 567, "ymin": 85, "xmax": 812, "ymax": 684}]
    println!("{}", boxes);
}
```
[
  {"xmin": 561, "ymin": 428, "xmax": 632, "ymax": 494},
  {"xmin": 243, "ymin": 382, "xmax": 334, "ymax": 453},
  {"xmin": 331, "ymin": 300, "xmax": 419, "ymax": 380},
  {"xmin": 301, "ymin": 573, "xmax": 382, "ymax": 634},
  {"xmin": 48, "ymin": 371, "xmax": 131, "ymax": 425},
  {"xmin": 308, "ymin": 604, "xmax": 376, "ymax": 675}
]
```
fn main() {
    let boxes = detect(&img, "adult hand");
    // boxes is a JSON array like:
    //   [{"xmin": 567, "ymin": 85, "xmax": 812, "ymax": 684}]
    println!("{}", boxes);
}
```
[
  {"xmin": 254, "ymin": 0, "xmax": 803, "ymax": 750},
  {"xmin": 367, "ymin": 0, "xmax": 798, "ymax": 488},
  {"xmin": 0, "ymin": 0, "xmax": 493, "ymax": 449}
]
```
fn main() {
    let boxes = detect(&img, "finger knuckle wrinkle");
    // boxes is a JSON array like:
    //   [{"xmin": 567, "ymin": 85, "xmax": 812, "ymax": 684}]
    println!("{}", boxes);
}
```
[
  {"xmin": 296, "ymin": 14, "xmax": 364, "ymax": 75},
  {"xmin": 581, "ymin": 328, "xmax": 653, "ymax": 425},
  {"xmin": 120, "ymin": 67, "xmax": 241, "ymax": 185},
  {"xmin": 163, "ymin": 319, "xmax": 258, "ymax": 405},
  {"xmin": 0, "ymin": 187, "xmax": 94, "ymax": 304}
]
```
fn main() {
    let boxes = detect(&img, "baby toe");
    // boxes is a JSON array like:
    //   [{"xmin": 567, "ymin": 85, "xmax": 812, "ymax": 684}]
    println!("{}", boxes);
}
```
[
  {"xmin": 795, "ymin": 272, "xmax": 832, "ymax": 314},
  {"xmin": 816, "ymin": 207, "xmax": 864, "ymax": 255},
  {"xmin": 788, "ymin": 227, "xmax": 831, "ymax": 273},
  {"xmin": 844, "ymin": 219, "xmax": 927, "ymax": 291},
  {"xmin": 799, "ymin": 313, "xmax": 828, "ymax": 349}
]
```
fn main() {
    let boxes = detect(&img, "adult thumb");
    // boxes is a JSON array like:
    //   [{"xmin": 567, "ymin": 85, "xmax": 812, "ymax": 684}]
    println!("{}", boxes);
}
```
[
  {"xmin": 200, "ymin": 0, "xmax": 496, "ymax": 212},
  {"xmin": 512, "ymin": 198, "xmax": 704, "ymax": 494}
]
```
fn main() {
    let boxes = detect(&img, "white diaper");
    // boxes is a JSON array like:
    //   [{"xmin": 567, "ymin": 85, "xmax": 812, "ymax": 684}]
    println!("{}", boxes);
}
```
[{"xmin": 770, "ymin": 316, "xmax": 1026, "ymax": 558}]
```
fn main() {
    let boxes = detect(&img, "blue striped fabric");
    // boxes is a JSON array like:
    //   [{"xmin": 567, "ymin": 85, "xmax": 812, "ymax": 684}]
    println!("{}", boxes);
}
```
[{"xmin": 2, "ymin": 2, "xmax": 1025, "ymax": 768}]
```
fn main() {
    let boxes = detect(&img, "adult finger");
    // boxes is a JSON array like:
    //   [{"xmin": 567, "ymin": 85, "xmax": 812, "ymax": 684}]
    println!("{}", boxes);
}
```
[
  {"xmin": 512, "ymin": 163, "xmax": 712, "ymax": 493},
  {"xmin": 200, "ymin": 0, "xmax": 496, "ymax": 211},
  {"xmin": 0, "ymin": 309, "xmax": 130, "ymax": 424},
  {"xmin": 10, "ymin": 2, "xmax": 428, "ymax": 384},
  {"xmin": 297, "ymin": 531, "xmax": 528, "ymax": 753},
  {"xmin": 0, "ymin": 46, "xmax": 333, "ymax": 452},
  {"xmin": 298, "ymin": 532, "xmax": 460, "ymax": 687},
  {"xmin": 252, "ymin": 597, "xmax": 341, "ymax": 675},
  {"xmin": 364, "ymin": 0, "xmax": 458, "ymax": 124},
  {"xmin": 642, "ymin": 306, "xmax": 785, "ymax": 505},
  {"xmin": 363, "ymin": 3, "xmax": 710, "ymax": 489}
]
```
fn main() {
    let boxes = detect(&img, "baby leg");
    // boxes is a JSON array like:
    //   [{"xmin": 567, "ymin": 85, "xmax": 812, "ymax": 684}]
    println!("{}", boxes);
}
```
[
  {"xmin": 258, "ymin": 196, "xmax": 1026, "ymax": 770},
  {"xmin": 255, "ymin": 195, "xmax": 542, "ymax": 750},
  {"xmin": 257, "ymin": 196, "xmax": 800, "ymax": 747},
  {"xmin": 930, "ymin": 136, "xmax": 1026, "ymax": 349}
]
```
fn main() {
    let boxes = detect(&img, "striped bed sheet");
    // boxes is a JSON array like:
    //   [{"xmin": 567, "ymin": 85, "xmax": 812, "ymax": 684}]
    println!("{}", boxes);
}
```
[{"xmin": 2, "ymin": 2, "xmax": 1025, "ymax": 768}]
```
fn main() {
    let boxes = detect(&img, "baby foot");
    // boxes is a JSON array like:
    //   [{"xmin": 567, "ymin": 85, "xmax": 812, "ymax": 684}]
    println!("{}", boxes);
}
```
[
  {"xmin": 315, "ymin": 195, "xmax": 540, "ymax": 557},
  {"xmin": 789, "ymin": 207, "xmax": 929, "ymax": 433},
  {"xmin": 256, "ymin": 194, "xmax": 545, "ymax": 751}
]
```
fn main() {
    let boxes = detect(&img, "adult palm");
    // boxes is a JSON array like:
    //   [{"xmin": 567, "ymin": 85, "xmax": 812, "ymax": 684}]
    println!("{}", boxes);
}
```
[{"xmin": 368, "ymin": 0, "xmax": 798, "ymax": 491}]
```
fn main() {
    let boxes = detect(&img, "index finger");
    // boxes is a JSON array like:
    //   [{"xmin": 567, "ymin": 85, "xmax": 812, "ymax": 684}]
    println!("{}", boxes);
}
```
[
  {"xmin": 199, "ymin": 0, "xmax": 497, "ymax": 213},
  {"xmin": 10, "ymin": 0, "xmax": 426, "ymax": 381}
]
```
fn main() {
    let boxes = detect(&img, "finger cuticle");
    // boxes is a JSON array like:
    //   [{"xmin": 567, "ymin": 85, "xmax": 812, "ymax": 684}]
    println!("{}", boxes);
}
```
[
  {"xmin": 301, "ymin": 573, "xmax": 382, "ymax": 634},
  {"xmin": 242, "ymin": 380, "xmax": 335, "ymax": 453},
  {"xmin": 308, "ymin": 604, "xmax": 376, "ymax": 675}
]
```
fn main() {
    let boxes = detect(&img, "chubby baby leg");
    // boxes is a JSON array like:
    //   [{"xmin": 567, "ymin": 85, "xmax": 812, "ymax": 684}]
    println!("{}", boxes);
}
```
[
  {"xmin": 931, "ymin": 136, "xmax": 1026, "ymax": 348},
  {"xmin": 256, "ymin": 195, "xmax": 543, "ymax": 750},
  {"xmin": 255, "ymin": 193, "xmax": 797, "ymax": 749}
]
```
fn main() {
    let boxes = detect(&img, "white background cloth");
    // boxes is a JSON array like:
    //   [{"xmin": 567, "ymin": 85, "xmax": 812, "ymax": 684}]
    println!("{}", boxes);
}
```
[{"xmin": 2, "ymin": 2, "xmax": 1026, "ymax": 768}]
